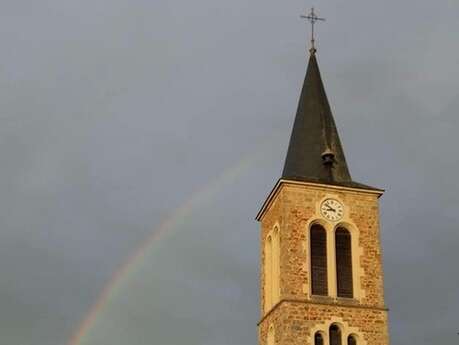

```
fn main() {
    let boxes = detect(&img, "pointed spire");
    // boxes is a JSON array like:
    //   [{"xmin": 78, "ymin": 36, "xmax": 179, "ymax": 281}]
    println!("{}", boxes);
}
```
[{"xmin": 282, "ymin": 51, "xmax": 377, "ymax": 190}]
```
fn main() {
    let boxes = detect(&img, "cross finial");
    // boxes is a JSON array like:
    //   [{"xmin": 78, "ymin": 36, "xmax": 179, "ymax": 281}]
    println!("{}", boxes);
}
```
[{"xmin": 300, "ymin": 7, "xmax": 325, "ymax": 54}]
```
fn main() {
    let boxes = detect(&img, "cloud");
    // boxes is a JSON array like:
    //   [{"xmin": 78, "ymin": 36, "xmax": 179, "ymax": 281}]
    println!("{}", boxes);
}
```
[{"xmin": 0, "ymin": 0, "xmax": 458, "ymax": 344}]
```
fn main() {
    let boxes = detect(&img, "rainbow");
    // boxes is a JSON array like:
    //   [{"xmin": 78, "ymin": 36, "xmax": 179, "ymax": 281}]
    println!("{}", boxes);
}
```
[{"xmin": 66, "ymin": 136, "xmax": 280, "ymax": 345}]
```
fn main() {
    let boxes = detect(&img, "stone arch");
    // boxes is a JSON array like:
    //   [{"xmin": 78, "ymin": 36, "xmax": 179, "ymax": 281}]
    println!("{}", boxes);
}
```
[
  {"xmin": 264, "ymin": 223, "xmax": 281, "ymax": 313},
  {"xmin": 308, "ymin": 217, "xmax": 329, "ymax": 229},
  {"xmin": 314, "ymin": 331, "xmax": 325, "ymax": 345},
  {"xmin": 347, "ymin": 334, "xmax": 357, "ymax": 345},
  {"xmin": 329, "ymin": 323, "xmax": 342, "ymax": 345},
  {"xmin": 264, "ymin": 234, "xmax": 273, "ymax": 311},
  {"xmin": 272, "ymin": 225, "xmax": 280, "ymax": 305},
  {"xmin": 309, "ymin": 318, "xmax": 367, "ymax": 345}
]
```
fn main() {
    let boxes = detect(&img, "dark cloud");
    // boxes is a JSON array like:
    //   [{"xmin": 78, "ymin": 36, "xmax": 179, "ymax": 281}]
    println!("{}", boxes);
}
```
[{"xmin": 0, "ymin": 0, "xmax": 458, "ymax": 344}]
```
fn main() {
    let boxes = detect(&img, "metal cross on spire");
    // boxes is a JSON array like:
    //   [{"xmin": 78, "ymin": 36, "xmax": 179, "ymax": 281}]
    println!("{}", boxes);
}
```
[{"xmin": 300, "ymin": 7, "xmax": 325, "ymax": 53}]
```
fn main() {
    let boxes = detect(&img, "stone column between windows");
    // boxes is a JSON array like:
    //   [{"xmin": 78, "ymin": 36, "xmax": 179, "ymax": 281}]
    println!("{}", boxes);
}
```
[{"xmin": 326, "ymin": 227, "xmax": 337, "ymax": 298}]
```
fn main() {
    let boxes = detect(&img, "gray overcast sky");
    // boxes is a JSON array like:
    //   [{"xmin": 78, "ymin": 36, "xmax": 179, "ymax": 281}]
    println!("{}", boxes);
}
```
[{"xmin": 1, "ymin": 0, "xmax": 458, "ymax": 344}]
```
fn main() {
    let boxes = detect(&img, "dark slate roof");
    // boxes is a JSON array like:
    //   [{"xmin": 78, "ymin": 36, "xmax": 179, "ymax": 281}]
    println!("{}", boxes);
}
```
[{"xmin": 282, "ymin": 51, "xmax": 381, "ymax": 191}]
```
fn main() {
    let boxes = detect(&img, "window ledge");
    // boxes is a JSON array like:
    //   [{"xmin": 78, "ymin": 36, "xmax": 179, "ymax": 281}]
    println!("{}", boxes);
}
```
[
  {"xmin": 310, "ymin": 295, "xmax": 335, "ymax": 303},
  {"xmin": 336, "ymin": 297, "xmax": 359, "ymax": 305},
  {"xmin": 310, "ymin": 295, "xmax": 360, "ymax": 305}
]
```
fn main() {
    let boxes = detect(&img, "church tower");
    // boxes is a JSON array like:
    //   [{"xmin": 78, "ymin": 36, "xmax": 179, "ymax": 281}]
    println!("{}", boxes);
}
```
[{"xmin": 255, "ymin": 13, "xmax": 390, "ymax": 345}]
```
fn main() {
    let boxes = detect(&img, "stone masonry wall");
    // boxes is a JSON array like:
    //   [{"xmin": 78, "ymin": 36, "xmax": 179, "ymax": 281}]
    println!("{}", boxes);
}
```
[
  {"xmin": 258, "ymin": 181, "xmax": 389, "ymax": 345},
  {"xmin": 259, "ymin": 301, "xmax": 389, "ymax": 345}
]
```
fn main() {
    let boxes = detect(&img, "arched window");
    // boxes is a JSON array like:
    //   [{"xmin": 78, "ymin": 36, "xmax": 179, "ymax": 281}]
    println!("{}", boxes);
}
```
[
  {"xmin": 265, "ymin": 226, "xmax": 281, "ymax": 313},
  {"xmin": 329, "ymin": 324, "xmax": 342, "ymax": 345},
  {"xmin": 267, "ymin": 324, "xmax": 275, "ymax": 345},
  {"xmin": 347, "ymin": 335, "xmax": 357, "ymax": 345},
  {"xmin": 314, "ymin": 332, "xmax": 324, "ymax": 345},
  {"xmin": 310, "ymin": 224, "xmax": 328, "ymax": 295},
  {"xmin": 264, "ymin": 235, "xmax": 273, "ymax": 311},
  {"xmin": 272, "ymin": 227, "xmax": 280, "ymax": 305},
  {"xmin": 335, "ymin": 227, "xmax": 353, "ymax": 298}
]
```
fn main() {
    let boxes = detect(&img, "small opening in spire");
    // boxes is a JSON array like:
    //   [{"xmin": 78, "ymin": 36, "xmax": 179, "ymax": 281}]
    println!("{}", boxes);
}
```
[
  {"xmin": 322, "ymin": 148, "xmax": 335, "ymax": 181},
  {"xmin": 321, "ymin": 148, "xmax": 335, "ymax": 166}
]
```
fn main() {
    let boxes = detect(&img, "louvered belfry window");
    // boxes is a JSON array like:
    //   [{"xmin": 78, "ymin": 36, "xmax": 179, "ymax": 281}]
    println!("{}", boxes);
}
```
[
  {"xmin": 335, "ymin": 227, "xmax": 353, "ymax": 298},
  {"xmin": 314, "ymin": 332, "xmax": 324, "ymax": 345},
  {"xmin": 310, "ymin": 225, "xmax": 328, "ymax": 295},
  {"xmin": 329, "ymin": 325, "xmax": 342, "ymax": 345}
]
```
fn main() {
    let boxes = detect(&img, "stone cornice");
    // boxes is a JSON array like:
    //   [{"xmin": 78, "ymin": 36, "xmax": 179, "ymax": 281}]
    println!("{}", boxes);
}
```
[
  {"xmin": 257, "ymin": 298, "xmax": 388, "ymax": 326},
  {"xmin": 256, "ymin": 179, "xmax": 384, "ymax": 222}
]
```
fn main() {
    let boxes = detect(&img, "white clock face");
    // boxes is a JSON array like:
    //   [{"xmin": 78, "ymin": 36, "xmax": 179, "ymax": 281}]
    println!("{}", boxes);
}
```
[{"xmin": 320, "ymin": 199, "xmax": 344, "ymax": 221}]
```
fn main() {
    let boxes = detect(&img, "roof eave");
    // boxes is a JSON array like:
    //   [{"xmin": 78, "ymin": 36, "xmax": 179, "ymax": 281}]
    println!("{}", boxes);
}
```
[{"xmin": 255, "ymin": 178, "xmax": 385, "ymax": 222}]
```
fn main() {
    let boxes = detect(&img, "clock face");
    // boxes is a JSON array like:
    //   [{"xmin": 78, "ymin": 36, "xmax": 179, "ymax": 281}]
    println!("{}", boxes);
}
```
[{"xmin": 320, "ymin": 199, "xmax": 344, "ymax": 221}]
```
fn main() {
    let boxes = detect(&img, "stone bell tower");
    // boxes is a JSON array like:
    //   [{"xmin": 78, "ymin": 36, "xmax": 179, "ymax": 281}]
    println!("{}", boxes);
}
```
[{"xmin": 255, "ymin": 17, "xmax": 390, "ymax": 345}]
